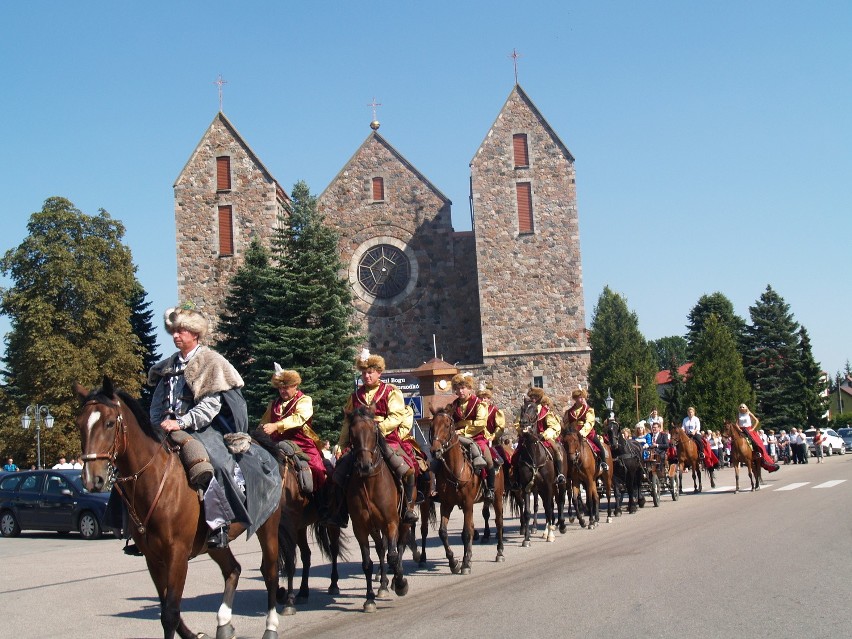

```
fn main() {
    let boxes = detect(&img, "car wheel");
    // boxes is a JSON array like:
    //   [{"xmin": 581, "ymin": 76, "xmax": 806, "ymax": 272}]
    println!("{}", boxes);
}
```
[
  {"xmin": 78, "ymin": 511, "xmax": 101, "ymax": 540},
  {"xmin": 0, "ymin": 511, "xmax": 21, "ymax": 538},
  {"xmin": 826, "ymin": 446, "xmax": 832, "ymax": 457}
]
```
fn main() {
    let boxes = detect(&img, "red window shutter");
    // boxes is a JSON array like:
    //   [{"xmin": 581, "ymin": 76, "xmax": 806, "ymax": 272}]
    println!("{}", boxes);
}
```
[
  {"xmin": 513, "ymin": 133, "xmax": 529, "ymax": 167},
  {"xmin": 517, "ymin": 182, "xmax": 533, "ymax": 234},
  {"xmin": 218, "ymin": 205, "xmax": 234, "ymax": 256},
  {"xmin": 372, "ymin": 177, "xmax": 385, "ymax": 201},
  {"xmin": 216, "ymin": 156, "xmax": 231, "ymax": 191}
]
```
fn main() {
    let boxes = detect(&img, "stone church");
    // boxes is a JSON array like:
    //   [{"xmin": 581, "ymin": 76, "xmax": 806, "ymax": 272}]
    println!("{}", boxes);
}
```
[{"xmin": 173, "ymin": 84, "xmax": 590, "ymax": 409}]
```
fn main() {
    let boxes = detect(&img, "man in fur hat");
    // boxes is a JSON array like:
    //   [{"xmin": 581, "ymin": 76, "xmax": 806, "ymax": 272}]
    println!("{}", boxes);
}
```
[
  {"xmin": 148, "ymin": 304, "xmax": 253, "ymax": 549},
  {"xmin": 450, "ymin": 373, "xmax": 497, "ymax": 502},
  {"xmin": 332, "ymin": 349, "xmax": 419, "ymax": 527},
  {"xmin": 525, "ymin": 387, "xmax": 566, "ymax": 485},
  {"xmin": 565, "ymin": 388, "xmax": 609, "ymax": 472}
]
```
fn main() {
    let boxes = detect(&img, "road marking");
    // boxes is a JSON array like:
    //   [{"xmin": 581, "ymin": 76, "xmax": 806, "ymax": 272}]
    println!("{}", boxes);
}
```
[
  {"xmin": 775, "ymin": 482, "xmax": 809, "ymax": 491},
  {"xmin": 813, "ymin": 480, "xmax": 846, "ymax": 489},
  {"xmin": 707, "ymin": 485, "xmax": 735, "ymax": 492}
]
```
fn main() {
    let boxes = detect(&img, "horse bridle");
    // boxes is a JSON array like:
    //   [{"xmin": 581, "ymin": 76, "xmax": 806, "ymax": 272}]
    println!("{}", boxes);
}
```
[
  {"xmin": 430, "ymin": 414, "xmax": 472, "ymax": 489},
  {"xmin": 352, "ymin": 420, "xmax": 383, "ymax": 477},
  {"xmin": 80, "ymin": 398, "xmax": 173, "ymax": 535}
]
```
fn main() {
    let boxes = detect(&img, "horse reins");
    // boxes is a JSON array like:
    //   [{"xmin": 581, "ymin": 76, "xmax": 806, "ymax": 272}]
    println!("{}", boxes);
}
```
[{"xmin": 431, "ymin": 418, "xmax": 473, "ymax": 490}]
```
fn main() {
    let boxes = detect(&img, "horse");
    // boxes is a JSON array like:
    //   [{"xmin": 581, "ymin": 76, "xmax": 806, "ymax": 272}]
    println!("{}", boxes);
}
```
[
  {"xmin": 274, "ymin": 454, "xmax": 344, "ymax": 616},
  {"xmin": 512, "ymin": 398, "xmax": 564, "ymax": 545},
  {"xmin": 345, "ymin": 406, "xmax": 409, "ymax": 612},
  {"xmin": 74, "ymin": 378, "xmax": 283, "ymax": 639},
  {"xmin": 722, "ymin": 421, "xmax": 761, "ymax": 493},
  {"xmin": 562, "ymin": 428, "xmax": 608, "ymax": 528},
  {"xmin": 605, "ymin": 420, "xmax": 646, "ymax": 514},
  {"xmin": 429, "ymin": 407, "xmax": 505, "ymax": 573},
  {"xmin": 669, "ymin": 426, "xmax": 716, "ymax": 494}
]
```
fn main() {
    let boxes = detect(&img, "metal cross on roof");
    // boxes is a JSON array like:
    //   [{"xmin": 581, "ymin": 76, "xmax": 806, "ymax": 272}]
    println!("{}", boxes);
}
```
[
  {"xmin": 214, "ymin": 74, "xmax": 228, "ymax": 112},
  {"xmin": 368, "ymin": 97, "xmax": 382, "ymax": 122},
  {"xmin": 509, "ymin": 48, "xmax": 522, "ymax": 84}
]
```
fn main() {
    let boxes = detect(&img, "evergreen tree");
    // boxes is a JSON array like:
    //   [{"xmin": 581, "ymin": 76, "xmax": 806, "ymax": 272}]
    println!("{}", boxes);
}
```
[
  {"xmin": 651, "ymin": 336, "xmax": 688, "ymax": 371},
  {"xmin": 216, "ymin": 237, "xmax": 271, "ymax": 376},
  {"xmin": 0, "ymin": 197, "xmax": 143, "ymax": 465},
  {"xmin": 686, "ymin": 292, "xmax": 746, "ymax": 358},
  {"xmin": 588, "ymin": 286, "xmax": 658, "ymax": 424},
  {"xmin": 220, "ymin": 182, "xmax": 359, "ymax": 441},
  {"xmin": 662, "ymin": 355, "xmax": 688, "ymax": 427},
  {"xmin": 743, "ymin": 285, "xmax": 801, "ymax": 432},
  {"xmin": 129, "ymin": 280, "xmax": 160, "ymax": 411},
  {"xmin": 685, "ymin": 314, "xmax": 753, "ymax": 431},
  {"xmin": 796, "ymin": 326, "xmax": 827, "ymax": 427}
]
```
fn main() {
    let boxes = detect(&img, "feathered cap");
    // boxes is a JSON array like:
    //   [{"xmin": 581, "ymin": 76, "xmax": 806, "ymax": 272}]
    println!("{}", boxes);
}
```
[
  {"xmin": 355, "ymin": 348, "xmax": 385, "ymax": 372},
  {"xmin": 527, "ymin": 387, "xmax": 546, "ymax": 402},
  {"xmin": 571, "ymin": 387, "xmax": 588, "ymax": 400},
  {"xmin": 451, "ymin": 372, "xmax": 476, "ymax": 390},
  {"xmin": 271, "ymin": 363, "xmax": 302, "ymax": 388},
  {"xmin": 164, "ymin": 302, "xmax": 208, "ymax": 340}
]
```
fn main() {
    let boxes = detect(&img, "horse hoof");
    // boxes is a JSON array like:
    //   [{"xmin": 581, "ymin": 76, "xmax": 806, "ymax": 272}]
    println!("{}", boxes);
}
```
[
  {"xmin": 215, "ymin": 622, "xmax": 236, "ymax": 639},
  {"xmin": 522, "ymin": 540, "xmax": 531, "ymax": 548},
  {"xmin": 282, "ymin": 605, "xmax": 297, "ymax": 616},
  {"xmin": 449, "ymin": 561, "xmax": 461, "ymax": 575},
  {"xmin": 377, "ymin": 586, "xmax": 390, "ymax": 599},
  {"xmin": 262, "ymin": 630, "xmax": 278, "ymax": 639},
  {"xmin": 546, "ymin": 534, "xmax": 555, "ymax": 542},
  {"xmin": 328, "ymin": 584, "xmax": 340, "ymax": 596},
  {"xmin": 606, "ymin": 517, "xmax": 612, "ymax": 523},
  {"xmin": 559, "ymin": 524, "xmax": 567, "ymax": 534},
  {"xmin": 461, "ymin": 566, "xmax": 471, "ymax": 575},
  {"xmin": 495, "ymin": 554, "xmax": 505, "ymax": 563},
  {"xmin": 363, "ymin": 600, "xmax": 377, "ymax": 613},
  {"xmin": 473, "ymin": 530, "xmax": 480, "ymax": 541},
  {"xmin": 394, "ymin": 578, "xmax": 409, "ymax": 597}
]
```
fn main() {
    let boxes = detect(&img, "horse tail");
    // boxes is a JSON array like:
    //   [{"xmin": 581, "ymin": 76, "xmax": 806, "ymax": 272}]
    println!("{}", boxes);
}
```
[{"xmin": 312, "ymin": 521, "xmax": 350, "ymax": 562}]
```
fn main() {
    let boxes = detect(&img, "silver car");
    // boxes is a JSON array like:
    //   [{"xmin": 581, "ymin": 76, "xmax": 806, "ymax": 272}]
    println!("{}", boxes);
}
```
[{"xmin": 804, "ymin": 428, "xmax": 847, "ymax": 456}]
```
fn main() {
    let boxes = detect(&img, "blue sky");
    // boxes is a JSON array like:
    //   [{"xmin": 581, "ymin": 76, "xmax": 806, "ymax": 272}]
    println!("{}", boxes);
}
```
[{"xmin": 1, "ymin": 1, "xmax": 850, "ymax": 378}]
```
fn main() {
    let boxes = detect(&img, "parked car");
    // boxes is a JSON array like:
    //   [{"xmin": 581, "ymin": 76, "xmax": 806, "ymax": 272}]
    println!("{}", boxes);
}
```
[
  {"xmin": 804, "ymin": 428, "xmax": 846, "ymax": 456},
  {"xmin": 0, "ymin": 469, "xmax": 110, "ymax": 539},
  {"xmin": 837, "ymin": 427, "xmax": 852, "ymax": 452}
]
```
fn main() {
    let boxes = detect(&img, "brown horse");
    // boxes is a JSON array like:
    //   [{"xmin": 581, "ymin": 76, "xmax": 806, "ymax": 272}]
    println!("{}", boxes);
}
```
[
  {"xmin": 274, "ymin": 456, "xmax": 343, "ymax": 616},
  {"xmin": 429, "ymin": 407, "xmax": 505, "ymax": 573},
  {"xmin": 669, "ymin": 426, "xmax": 716, "ymax": 494},
  {"xmin": 74, "ymin": 378, "xmax": 283, "ymax": 639},
  {"xmin": 722, "ymin": 421, "xmax": 761, "ymax": 493},
  {"xmin": 346, "ymin": 406, "xmax": 409, "ymax": 612},
  {"xmin": 512, "ymin": 398, "xmax": 565, "ymax": 545},
  {"xmin": 562, "ymin": 428, "xmax": 616, "ymax": 528}
]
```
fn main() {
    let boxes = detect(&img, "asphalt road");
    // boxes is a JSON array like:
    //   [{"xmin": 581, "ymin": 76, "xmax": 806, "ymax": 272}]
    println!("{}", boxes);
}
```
[{"xmin": 2, "ymin": 456, "xmax": 851, "ymax": 639}]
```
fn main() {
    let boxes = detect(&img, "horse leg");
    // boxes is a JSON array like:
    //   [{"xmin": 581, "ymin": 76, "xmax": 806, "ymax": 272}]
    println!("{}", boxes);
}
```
[
  {"xmin": 295, "ymin": 528, "xmax": 311, "ymax": 602},
  {"xmin": 734, "ymin": 463, "xmax": 740, "ymax": 494},
  {"xmin": 544, "ymin": 487, "xmax": 556, "ymax": 542},
  {"xmin": 327, "ymin": 525, "xmax": 342, "ymax": 596},
  {"xmin": 373, "ymin": 531, "xmax": 390, "ymax": 599},
  {"xmin": 438, "ymin": 504, "xmax": 460, "ymax": 574},
  {"xmin": 277, "ymin": 524, "xmax": 298, "ymax": 615},
  {"xmin": 556, "ymin": 482, "xmax": 567, "ymax": 533},
  {"xmin": 494, "ymin": 479, "xmax": 505, "ymax": 563},
  {"xmin": 146, "ymin": 554, "xmax": 192, "ymax": 639},
  {"xmin": 387, "ymin": 523, "xmax": 409, "ymax": 597},
  {"xmin": 481, "ymin": 501, "xmax": 492, "ymax": 544},
  {"xmin": 207, "ymin": 546, "xmax": 242, "ymax": 639},
  {"xmin": 521, "ymin": 489, "xmax": 532, "ymax": 547},
  {"xmin": 417, "ymin": 501, "xmax": 429, "ymax": 567},
  {"xmin": 257, "ymin": 518, "xmax": 282, "ymax": 639},
  {"xmin": 460, "ymin": 502, "xmax": 474, "ymax": 575}
]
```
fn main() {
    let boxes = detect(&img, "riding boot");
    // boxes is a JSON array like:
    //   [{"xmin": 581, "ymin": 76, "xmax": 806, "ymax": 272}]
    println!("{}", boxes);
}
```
[
  {"xmin": 402, "ymin": 472, "xmax": 419, "ymax": 524},
  {"xmin": 484, "ymin": 466, "xmax": 496, "ymax": 503},
  {"xmin": 416, "ymin": 471, "xmax": 431, "ymax": 504},
  {"xmin": 591, "ymin": 434, "xmax": 609, "ymax": 471},
  {"xmin": 207, "ymin": 524, "xmax": 230, "ymax": 549},
  {"xmin": 553, "ymin": 447, "xmax": 566, "ymax": 485}
]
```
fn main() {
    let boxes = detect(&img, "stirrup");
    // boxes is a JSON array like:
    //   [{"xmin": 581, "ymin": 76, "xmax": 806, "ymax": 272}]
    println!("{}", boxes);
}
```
[
  {"xmin": 599, "ymin": 461, "xmax": 609, "ymax": 472},
  {"xmin": 556, "ymin": 473, "xmax": 566, "ymax": 485},
  {"xmin": 483, "ymin": 488, "xmax": 495, "ymax": 503},
  {"xmin": 207, "ymin": 524, "xmax": 230, "ymax": 549},
  {"xmin": 402, "ymin": 508, "xmax": 419, "ymax": 524}
]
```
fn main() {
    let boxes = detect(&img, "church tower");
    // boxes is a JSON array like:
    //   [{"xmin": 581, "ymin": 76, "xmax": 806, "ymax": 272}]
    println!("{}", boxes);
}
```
[
  {"xmin": 173, "ymin": 112, "xmax": 289, "ymax": 332},
  {"xmin": 470, "ymin": 85, "xmax": 590, "ymax": 407}
]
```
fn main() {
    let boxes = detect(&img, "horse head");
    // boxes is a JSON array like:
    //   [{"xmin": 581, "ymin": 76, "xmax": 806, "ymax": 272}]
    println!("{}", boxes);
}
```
[
  {"xmin": 605, "ymin": 419, "xmax": 622, "ymax": 451},
  {"xmin": 73, "ymin": 376, "xmax": 125, "ymax": 493},
  {"xmin": 562, "ymin": 428, "xmax": 582, "ymax": 463},
  {"xmin": 429, "ymin": 406, "xmax": 456, "ymax": 461},
  {"xmin": 347, "ymin": 405, "xmax": 380, "ymax": 476},
  {"xmin": 518, "ymin": 397, "xmax": 539, "ymax": 434}
]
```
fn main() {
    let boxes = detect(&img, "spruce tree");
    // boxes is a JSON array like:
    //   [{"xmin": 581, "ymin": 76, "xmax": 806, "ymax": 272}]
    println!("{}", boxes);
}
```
[
  {"xmin": 743, "ymin": 285, "xmax": 801, "ymax": 431},
  {"xmin": 651, "ymin": 336, "xmax": 688, "ymax": 371},
  {"xmin": 246, "ymin": 181, "xmax": 359, "ymax": 441},
  {"xmin": 685, "ymin": 314, "xmax": 753, "ymax": 431},
  {"xmin": 588, "ymin": 286, "xmax": 658, "ymax": 424},
  {"xmin": 796, "ymin": 326, "xmax": 827, "ymax": 427},
  {"xmin": 0, "ymin": 197, "xmax": 142, "ymax": 465},
  {"xmin": 129, "ymin": 280, "xmax": 160, "ymax": 410},
  {"xmin": 686, "ymin": 292, "xmax": 746, "ymax": 358}
]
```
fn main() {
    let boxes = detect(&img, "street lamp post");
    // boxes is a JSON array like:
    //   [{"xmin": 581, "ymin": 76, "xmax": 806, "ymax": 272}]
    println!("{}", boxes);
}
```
[
  {"xmin": 605, "ymin": 388, "xmax": 615, "ymax": 421},
  {"xmin": 21, "ymin": 404, "xmax": 54, "ymax": 469}
]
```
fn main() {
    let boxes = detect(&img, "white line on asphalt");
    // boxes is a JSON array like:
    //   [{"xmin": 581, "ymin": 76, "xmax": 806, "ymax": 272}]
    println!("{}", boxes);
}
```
[
  {"xmin": 774, "ymin": 482, "xmax": 809, "ymax": 491},
  {"xmin": 812, "ymin": 480, "xmax": 847, "ymax": 489}
]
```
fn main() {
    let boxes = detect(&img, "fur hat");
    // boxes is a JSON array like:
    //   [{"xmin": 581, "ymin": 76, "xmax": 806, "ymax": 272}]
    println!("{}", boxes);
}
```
[
  {"xmin": 164, "ymin": 304, "xmax": 208, "ymax": 340},
  {"xmin": 527, "ymin": 387, "xmax": 545, "ymax": 402},
  {"xmin": 478, "ymin": 388, "xmax": 493, "ymax": 400},
  {"xmin": 355, "ymin": 348, "xmax": 385, "ymax": 372},
  {"xmin": 451, "ymin": 372, "xmax": 476, "ymax": 390},
  {"xmin": 271, "ymin": 363, "xmax": 301, "ymax": 388},
  {"xmin": 571, "ymin": 388, "xmax": 588, "ymax": 400}
]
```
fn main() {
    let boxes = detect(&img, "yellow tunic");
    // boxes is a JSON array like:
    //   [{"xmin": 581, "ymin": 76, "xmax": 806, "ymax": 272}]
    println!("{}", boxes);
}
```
[
  {"xmin": 539, "ymin": 406, "xmax": 562, "ymax": 442},
  {"xmin": 260, "ymin": 395, "xmax": 321, "ymax": 443},
  {"xmin": 338, "ymin": 382, "xmax": 411, "ymax": 448},
  {"xmin": 454, "ymin": 398, "xmax": 492, "ymax": 441}
]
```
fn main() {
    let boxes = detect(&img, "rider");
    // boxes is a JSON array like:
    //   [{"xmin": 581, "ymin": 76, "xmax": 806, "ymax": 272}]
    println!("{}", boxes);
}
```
[
  {"xmin": 526, "ymin": 387, "xmax": 566, "ymax": 485},
  {"xmin": 148, "ymin": 304, "xmax": 260, "ymax": 549},
  {"xmin": 736, "ymin": 404, "xmax": 780, "ymax": 473},
  {"xmin": 450, "ymin": 373, "xmax": 496, "ymax": 503},
  {"xmin": 565, "ymin": 388, "xmax": 608, "ymax": 472},
  {"xmin": 332, "ymin": 349, "xmax": 419, "ymax": 527},
  {"xmin": 257, "ymin": 366, "xmax": 328, "ymax": 494},
  {"xmin": 681, "ymin": 407, "xmax": 705, "ymax": 459},
  {"xmin": 478, "ymin": 387, "xmax": 508, "ymax": 464}
]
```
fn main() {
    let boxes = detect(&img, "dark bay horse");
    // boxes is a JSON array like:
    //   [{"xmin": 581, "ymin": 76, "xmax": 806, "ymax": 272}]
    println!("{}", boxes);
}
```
[
  {"xmin": 562, "ymin": 428, "xmax": 603, "ymax": 528},
  {"xmin": 723, "ymin": 421, "xmax": 761, "ymax": 493},
  {"xmin": 274, "ymin": 455, "xmax": 344, "ymax": 616},
  {"xmin": 669, "ymin": 426, "xmax": 716, "ymax": 494},
  {"xmin": 513, "ymin": 398, "xmax": 565, "ymax": 545},
  {"xmin": 346, "ymin": 406, "xmax": 409, "ymax": 612},
  {"xmin": 74, "ymin": 378, "xmax": 282, "ymax": 639},
  {"xmin": 430, "ymin": 408, "xmax": 505, "ymax": 573},
  {"xmin": 605, "ymin": 421, "xmax": 645, "ymax": 514}
]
